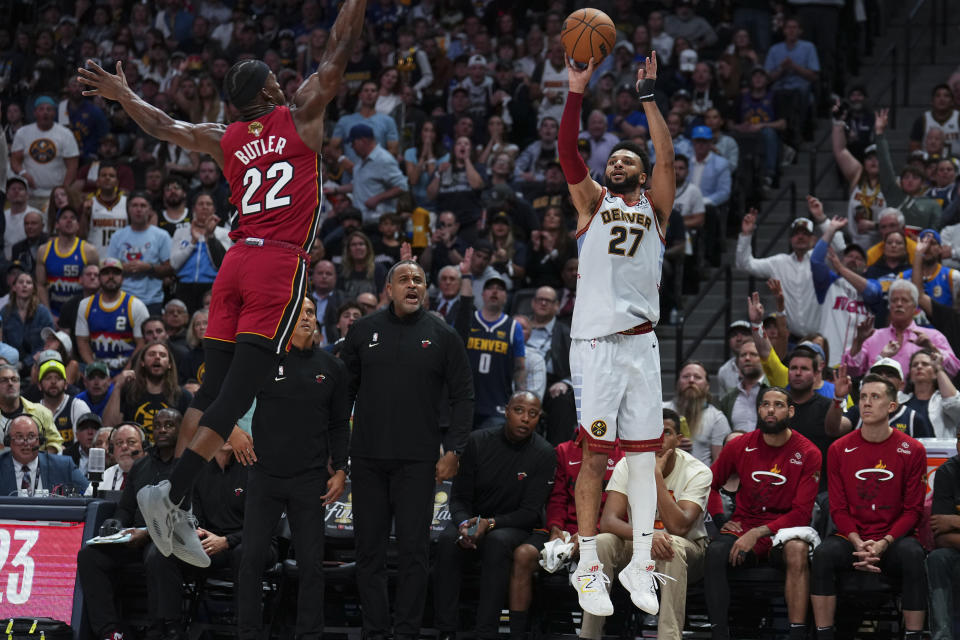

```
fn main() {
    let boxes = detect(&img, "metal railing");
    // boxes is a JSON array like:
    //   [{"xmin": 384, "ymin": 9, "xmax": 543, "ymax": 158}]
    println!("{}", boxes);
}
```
[
  {"xmin": 747, "ymin": 182, "xmax": 799, "ymax": 294},
  {"xmin": 674, "ymin": 265, "xmax": 732, "ymax": 373}
]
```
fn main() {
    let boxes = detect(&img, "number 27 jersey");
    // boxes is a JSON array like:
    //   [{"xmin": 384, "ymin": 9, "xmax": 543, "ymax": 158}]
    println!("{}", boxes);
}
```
[
  {"xmin": 220, "ymin": 105, "xmax": 321, "ymax": 251},
  {"xmin": 571, "ymin": 187, "xmax": 665, "ymax": 339}
]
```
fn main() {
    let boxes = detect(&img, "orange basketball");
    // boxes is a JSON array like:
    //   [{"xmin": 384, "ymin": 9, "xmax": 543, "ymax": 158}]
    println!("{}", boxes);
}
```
[{"xmin": 561, "ymin": 8, "xmax": 617, "ymax": 66}]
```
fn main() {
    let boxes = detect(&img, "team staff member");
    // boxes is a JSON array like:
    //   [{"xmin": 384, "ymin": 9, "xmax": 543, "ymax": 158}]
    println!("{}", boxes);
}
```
[
  {"xmin": 237, "ymin": 297, "xmax": 349, "ymax": 640},
  {"xmin": 341, "ymin": 259, "xmax": 474, "ymax": 640},
  {"xmin": 433, "ymin": 391, "xmax": 555, "ymax": 640},
  {"xmin": 811, "ymin": 375, "xmax": 928, "ymax": 640}
]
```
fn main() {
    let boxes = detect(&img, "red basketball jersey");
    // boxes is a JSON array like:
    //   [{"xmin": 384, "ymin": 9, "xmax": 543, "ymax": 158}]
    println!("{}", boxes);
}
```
[{"xmin": 220, "ymin": 106, "xmax": 321, "ymax": 250}]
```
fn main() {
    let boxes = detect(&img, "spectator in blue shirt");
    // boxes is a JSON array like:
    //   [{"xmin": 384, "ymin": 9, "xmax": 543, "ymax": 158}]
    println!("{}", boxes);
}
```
[
  {"xmin": 168, "ymin": 193, "xmax": 232, "ymax": 314},
  {"xmin": 106, "ymin": 193, "xmax": 172, "ymax": 315},
  {"xmin": 341, "ymin": 125, "xmax": 409, "ymax": 224},
  {"xmin": 331, "ymin": 81, "xmax": 400, "ymax": 165},
  {"xmin": 63, "ymin": 78, "xmax": 108, "ymax": 163},
  {"xmin": 0, "ymin": 272, "xmax": 54, "ymax": 367},
  {"xmin": 689, "ymin": 126, "xmax": 731, "ymax": 208},
  {"xmin": 764, "ymin": 17, "xmax": 819, "ymax": 143}
]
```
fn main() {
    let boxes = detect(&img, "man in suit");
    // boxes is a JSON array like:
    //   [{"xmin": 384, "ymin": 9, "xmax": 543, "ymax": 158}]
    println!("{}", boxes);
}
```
[
  {"xmin": 525, "ymin": 286, "xmax": 575, "ymax": 445},
  {"xmin": 0, "ymin": 415, "xmax": 88, "ymax": 496},
  {"xmin": 432, "ymin": 265, "xmax": 463, "ymax": 325},
  {"xmin": 310, "ymin": 260, "xmax": 344, "ymax": 345},
  {"xmin": 64, "ymin": 412, "xmax": 102, "ymax": 477}
]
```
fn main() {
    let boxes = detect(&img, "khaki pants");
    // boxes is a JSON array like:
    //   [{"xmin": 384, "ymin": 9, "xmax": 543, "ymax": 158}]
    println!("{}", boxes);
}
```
[{"xmin": 580, "ymin": 532, "xmax": 707, "ymax": 640}]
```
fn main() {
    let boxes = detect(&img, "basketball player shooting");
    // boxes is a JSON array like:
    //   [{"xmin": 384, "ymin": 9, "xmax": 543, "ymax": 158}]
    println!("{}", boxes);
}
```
[
  {"xmin": 76, "ymin": 0, "xmax": 368, "ymax": 567},
  {"xmin": 558, "ymin": 52, "xmax": 676, "ymax": 616}
]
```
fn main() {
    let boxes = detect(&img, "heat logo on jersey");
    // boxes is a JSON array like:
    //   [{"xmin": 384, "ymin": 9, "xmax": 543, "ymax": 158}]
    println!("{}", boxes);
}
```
[
  {"xmin": 751, "ymin": 463, "xmax": 787, "ymax": 486},
  {"xmin": 854, "ymin": 459, "xmax": 894, "ymax": 482}
]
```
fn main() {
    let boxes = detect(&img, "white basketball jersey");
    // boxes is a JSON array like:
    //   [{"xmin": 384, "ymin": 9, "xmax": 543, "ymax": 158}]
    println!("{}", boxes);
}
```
[
  {"xmin": 846, "ymin": 181, "xmax": 885, "ymax": 249},
  {"xmin": 925, "ymin": 110, "xmax": 960, "ymax": 157},
  {"xmin": 571, "ymin": 188, "xmax": 664, "ymax": 340},
  {"xmin": 87, "ymin": 193, "xmax": 128, "ymax": 255},
  {"xmin": 818, "ymin": 278, "xmax": 869, "ymax": 367}
]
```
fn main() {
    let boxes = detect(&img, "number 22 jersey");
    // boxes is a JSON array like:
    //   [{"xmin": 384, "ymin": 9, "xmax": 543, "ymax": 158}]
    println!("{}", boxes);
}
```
[
  {"xmin": 571, "ymin": 187, "xmax": 665, "ymax": 339},
  {"xmin": 220, "ymin": 105, "xmax": 321, "ymax": 251}
]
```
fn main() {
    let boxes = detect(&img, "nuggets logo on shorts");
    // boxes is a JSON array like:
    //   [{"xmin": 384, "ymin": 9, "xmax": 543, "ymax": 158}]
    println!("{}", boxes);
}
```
[{"xmin": 590, "ymin": 420, "xmax": 607, "ymax": 437}]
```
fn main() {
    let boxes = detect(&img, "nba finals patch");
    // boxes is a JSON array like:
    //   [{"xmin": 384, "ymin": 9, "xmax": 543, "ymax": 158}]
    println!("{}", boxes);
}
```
[
  {"xmin": 590, "ymin": 420, "xmax": 607, "ymax": 437},
  {"xmin": 248, "ymin": 121, "xmax": 264, "ymax": 137}
]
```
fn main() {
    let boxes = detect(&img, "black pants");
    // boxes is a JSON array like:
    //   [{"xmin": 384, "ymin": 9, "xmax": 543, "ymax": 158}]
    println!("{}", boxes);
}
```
[
  {"xmin": 704, "ymin": 533, "xmax": 787, "ymax": 639},
  {"xmin": 144, "ymin": 540, "xmax": 245, "ymax": 623},
  {"xmin": 238, "ymin": 468, "xmax": 326, "ymax": 640},
  {"xmin": 77, "ymin": 542, "xmax": 151, "ymax": 637},
  {"xmin": 352, "ymin": 457, "xmax": 436, "ymax": 638},
  {"xmin": 811, "ymin": 535, "xmax": 927, "ymax": 611},
  {"xmin": 542, "ymin": 387, "xmax": 576, "ymax": 446},
  {"xmin": 433, "ymin": 524, "xmax": 530, "ymax": 638}
]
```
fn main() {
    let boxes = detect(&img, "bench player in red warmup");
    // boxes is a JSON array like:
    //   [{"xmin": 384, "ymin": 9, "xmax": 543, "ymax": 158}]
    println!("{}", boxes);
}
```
[{"xmin": 77, "ymin": 0, "xmax": 368, "ymax": 567}]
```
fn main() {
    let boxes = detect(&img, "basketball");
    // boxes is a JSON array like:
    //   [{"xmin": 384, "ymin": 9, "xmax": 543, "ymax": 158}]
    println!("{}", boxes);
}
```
[{"xmin": 561, "ymin": 9, "xmax": 617, "ymax": 66}]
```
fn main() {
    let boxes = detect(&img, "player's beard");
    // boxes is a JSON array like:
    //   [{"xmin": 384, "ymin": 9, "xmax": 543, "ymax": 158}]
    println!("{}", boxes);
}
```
[
  {"xmin": 675, "ymin": 385, "xmax": 709, "ymax": 437},
  {"xmin": 758, "ymin": 417, "xmax": 790, "ymax": 435},
  {"xmin": 606, "ymin": 173, "xmax": 640, "ymax": 195}
]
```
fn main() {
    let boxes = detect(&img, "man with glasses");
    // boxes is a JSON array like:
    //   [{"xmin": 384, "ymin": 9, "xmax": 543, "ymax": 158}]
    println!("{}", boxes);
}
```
[
  {"xmin": 0, "ymin": 364, "xmax": 63, "ymax": 452},
  {"xmin": 93, "ymin": 422, "xmax": 147, "ymax": 493},
  {"xmin": 0, "ymin": 414, "xmax": 87, "ymax": 496},
  {"xmin": 526, "ymin": 286, "xmax": 575, "ymax": 444}
]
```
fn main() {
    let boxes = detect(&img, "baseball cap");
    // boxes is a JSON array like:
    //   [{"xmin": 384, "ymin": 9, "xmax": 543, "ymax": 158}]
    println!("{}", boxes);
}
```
[
  {"xmin": 38, "ymin": 360, "xmax": 66, "ymax": 381},
  {"xmin": 691, "ymin": 125, "xmax": 713, "ymax": 140},
  {"xmin": 41, "ymin": 327, "xmax": 73, "ymax": 356},
  {"xmin": 919, "ymin": 228, "xmax": 942, "ymax": 245},
  {"xmin": 870, "ymin": 356, "xmax": 904, "ymax": 380},
  {"xmin": 347, "ymin": 124, "xmax": 375, "ymax": 142},
  {"xmin": 483, "ymin": 275, "xmax": 508, "ymax": 290},
  {"xmin": 751, "ymin": 65, "xmax": 769, "ymax": 78},
  {"xmin": 490, "ymin": 211, "xmax": 512, "ymax": 225},
  {"xmin": 36, "ymin": 349, "xmax": 62, "ymax": 366},
  {"xmin": 864, "ymin": 144, "xmax": 878, "ymax": 156},
  {"xmin": 577, "ymin": 138, "xmax": 591, "ymax": 152},
  {"xmin": 472, "ymin": 239, "xmax": 494, "ymax": 255},
  {"xmin": 4, "ymin": 261, "xmax": 24, "ymax": 278},
  {"xmin": 727, "ymin": 320, "xmax": 751, "ymax": 335},
  {"xmin": 613, "ymin": 41, "xmax": 634, "ymax": 55},
  {"xmin": 762, "ymin": 311, "xmax": 781, "ymax": 326},
  {"xmin": 100, "ymin": 257, "xmax": 123, "ymax": 272},
  {"xmin": 33, "ymin": 96, "xmax": 56, "ymax": 109},
  {"xmin": 76, "ymin": 412, "xmax": 103, "ymax": 431},
  {"xmin": 85, "ymin": 361, "xmax": 110, "ymax": 378},
  {"xmin": 796, "ymin": 340, "xmax": 826, "ymax": 362},
  {"xmin": 468, "ymin": 54, "xmax": 488, "ymax": 66},
  {"xmin": 790, "ymin": 217, "xmax": 815, "ymax": 234},
  {"xmin": 679, "ymin": 49, "xmax": 698, "ymax": 72},
  {"xmin": 671, "ymin": 89, "xmax": 692, "ymax": 102},
  {"xmin": 0, "ymin": 343, "xmax": 19, "ymax": 366}
]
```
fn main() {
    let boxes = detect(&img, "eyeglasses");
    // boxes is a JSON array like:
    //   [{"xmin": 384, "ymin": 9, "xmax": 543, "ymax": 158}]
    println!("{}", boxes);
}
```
[
  {"xmin": 0, "ymin": 376, "xmax": 19, "ymax": 384},
  {"xmin": 10, "ymin": 435, "xmax": 38, "ymax": 444},
  {"xmin": 114, "ymin": 438, "xmax": 141, "ymax": 448}
]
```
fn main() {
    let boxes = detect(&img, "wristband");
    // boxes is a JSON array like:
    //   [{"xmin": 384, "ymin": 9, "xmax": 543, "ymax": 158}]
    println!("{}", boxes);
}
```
[
  {"xmin": 337, "ymin": 155, "xmax": 346, "ymax": 163},
  {"xmin": 750, "ymin": 322, "xmax": 764, "ymax": 339},
  {"xmin": 458, "ymin": 519, "xmax": 469, "ymax": 528},
  {"xmin": 833, "ymin": 396, "xmax": 844, "ymax": 409},
  {"xmin": 636, "ymin": 78, "xmax": 656, "ymax": 102}
]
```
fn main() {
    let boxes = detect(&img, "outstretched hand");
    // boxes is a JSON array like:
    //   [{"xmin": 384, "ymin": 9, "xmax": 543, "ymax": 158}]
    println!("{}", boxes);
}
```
[
  {"xmin": 458, "ymin": 247, "xmax": 474, "ymax": 276},
  {"xmin": 741, "ymin": 208, "xmax": 758, "ymax": 236},
  {"xmin": 565, "ymin": 56, "xmax": 597, "ymax": 93},
  {"xmin": 635, "ymin": 50, "xmax": 659, "ymax": 90},
  {"xmin": 806, "ymin": 195, "xmax": 825, "ymax": 222},
  {"xmin": 874, "ymin": 108, "xmax": 889, "ymax": 136},
  {"xmin": 747, "ymin": 291, "xmax": 764, "ymax": 324},
  {"xmin": 77, "ymin": 60, "xmax": 131, "ymax": 102}
]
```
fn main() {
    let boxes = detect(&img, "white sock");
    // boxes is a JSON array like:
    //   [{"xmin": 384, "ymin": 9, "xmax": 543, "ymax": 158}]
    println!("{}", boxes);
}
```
[
  {"xmin": 625, "ymin": 452, "xmax": 657, "ymax": 566},
  {"xmin": 578, "ymin": 535, "xmax": 598, "ymax": 568}
]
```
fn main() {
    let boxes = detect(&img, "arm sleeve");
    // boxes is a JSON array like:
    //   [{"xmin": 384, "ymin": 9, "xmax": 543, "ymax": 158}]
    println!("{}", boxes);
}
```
[
  {"xmin": 937, "ymin": 391, "xmax": 960, "ymax": 427},
  {"xmin": 828, "ymin": 443, "xmax": 858, "ymax": 537},
  {"xmin": 168, "ymin": 229, "xmax": 193, "ymax": 270},
  {"xmin": 861, "ymin": 277, "xmax": 885, "ymax": 306},
  {"xmin": 545, "ymin": 447, "xmax": 569, "ymax": 530},
  {"xmin": 441, "ymin": 329, "xmax": 475, "ymax": 454},
  {"xmin": 558, "ymin": 92, "xmax": 589, "ymax": 185},
  {"xmin": 765, "ymin": 445, "xmax": 822, "ymax": 534},
  {"xmin": 60, "ymin": 128, "xmax": 79, "ymax": 158},
  {"xmin": 735, "ymin": 233, "xmax": 776, "ymax": 278},
  {"xmin": 929, "ymin": 328, "xmax": 960, "ymax": 376},
  {"xmin": 384, "ymin": 159, "xmax": 409, "ymax": 190},
  {"xmin": 494, "ymin": 446, "xmax": 556, "ymax": 530},
  {"xmin": 761, "ymin": 349, "xmax": 789, "ymax": 387},
  {"xmin": 810, "ymin": 238, "xmax": 838, "ymax": 302},
  {"xmin": 384, "ymin": 118, "xmax": 399, "ymax": 143},
  {"xmin": 876, "ymin": 134, "xmax": 906, "ymax": 209},
  {"xmin": 206, "ymin": 232, "xmax": 228, "ymax": 269},
  {"xmin": 705, "ymin": 162, "xmax": 731, "ymax": 206},
  {"xmin": 512, "ymin": 321, "xmax": 525, "ymax": 357},
  {"xmin": 449, "ymin": 435, "xmax": 478, "ymax": 525},
  {"xmin": 327, "ymin": 359, "xmax": 351, "ymax": 472},
  {"xmin": 710, "ymin": 443, "xmax": 737, "ymax": 492},
  {"xmin": 888, "ymin": 442, "xmax": 927, "ymax": 539}
]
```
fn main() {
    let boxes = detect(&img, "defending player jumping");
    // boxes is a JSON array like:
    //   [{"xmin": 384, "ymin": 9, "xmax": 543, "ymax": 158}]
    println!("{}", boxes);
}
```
[
  {"xmin": 558, "ymin": 53, "xmax": 676, "ymax": 616},
  {"xmin": 76, "ymin": 0, "xmax": 368, "ymax": 567}
]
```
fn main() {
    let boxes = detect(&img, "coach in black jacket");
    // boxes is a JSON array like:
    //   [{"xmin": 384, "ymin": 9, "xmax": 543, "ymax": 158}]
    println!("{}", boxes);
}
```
[{"xmin": 342, "ymin": 259, "xmax": 474, "ymax": 640}]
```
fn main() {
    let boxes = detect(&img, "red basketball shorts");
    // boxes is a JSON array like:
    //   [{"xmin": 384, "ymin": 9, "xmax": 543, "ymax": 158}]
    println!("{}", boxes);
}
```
[{"xmin": 205, "ymin": 242, "xmax": 308, "ymax": 354}]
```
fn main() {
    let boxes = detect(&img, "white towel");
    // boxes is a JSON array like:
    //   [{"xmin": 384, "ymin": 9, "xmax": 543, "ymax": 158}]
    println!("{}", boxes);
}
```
[{"xmin": 539, "ymin": 532, "xmax": 576, "ymax": 573}]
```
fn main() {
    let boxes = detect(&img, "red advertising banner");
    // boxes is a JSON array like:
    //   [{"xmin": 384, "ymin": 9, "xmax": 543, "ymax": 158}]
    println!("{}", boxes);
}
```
[{"xmin": 0, "ymin": 520, "xmax": 84, "ymax": 623}]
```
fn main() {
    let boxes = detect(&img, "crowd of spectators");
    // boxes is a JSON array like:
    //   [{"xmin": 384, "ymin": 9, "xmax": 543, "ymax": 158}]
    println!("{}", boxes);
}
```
[{"xmin": 0, "ymin": 0, "xmax": 956, "ymax": 638}]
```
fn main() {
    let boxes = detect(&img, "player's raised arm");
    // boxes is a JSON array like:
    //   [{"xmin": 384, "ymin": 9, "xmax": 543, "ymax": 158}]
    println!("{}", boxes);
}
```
[
  {"xmin": 559, "ymin": 58, "xmax": 603, "ymax": 227},
  {"xmin": 77, "ymin": 61, "xmax": 225, "ymax": 167},
  {"xmin": 639, "ymin": 52, "xmax": 675, "ymax": 229},
  {"xmin": 292, "ymin": 0, "xmax": 368, "ymax": 134}
]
